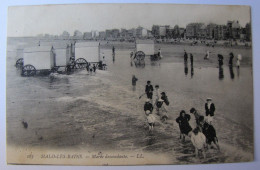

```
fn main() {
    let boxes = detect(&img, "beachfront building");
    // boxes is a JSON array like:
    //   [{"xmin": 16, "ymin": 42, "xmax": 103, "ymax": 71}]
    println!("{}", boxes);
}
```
[
  {"xmin": 91, "ymin": 30, "xmax": 99, "ymax": 39},
  {"xmin": 166, "ymin": 27, "xmax": 174, "ymax": 39},
  {"xmin": 112, "ymin": 29, "xmax": 120, "ymax": 38},
  {"xmin": 186, "ymin": 23, "xmax": 205, "ymax": 39},
  {"xmin": 151, "ymin": 25, "xmax": 169, "ymax": 38},
  {"xmin": 120, "ymin": 29, "xmax": 128, "ymax": 38},
  {"xmin": 83, "ymin": 32, "xmax": 92, "ymax": 40},
  {"xmin": 245, "ymin": 23, "xmax": 251, "ymax": 41},
  {"xmin": 105, "ymin": 29, "xmax": 113, "ymax": 39},
  {"xmin": 127, "ymin": 28, "xmax": 136, "ymax": 38},
  {"xmin": 179, "ymin": 28, "xmax": 185, "ymax": 38},
  {"xmin": 61, "ymin": 31, "xmax": 70, "ymax": 39},
  {"xmin": 166, "ymin": 25, "xmax": 182, "ymax": 39},
  {"xmin": 214, "ymin": 25, "xmax": 228, "ymax": 40},
  {"xmin": 73, "ymin": 30, "xmax": 83, "ymax": 39},
  {"xmin": 99, "ymin": 31, "xmax": 106, "ymax": 40},
  {"xmin": 152, "ymin": 25, "xmax": 160, "ymax": 38},
  {"xmin": 227, "ymin": 20, "xmax": 241, "ymax": 39},
  {"xmin": 206, "ymin": 23, "xmax": 217, "ymax": 39},
  {"xmin": 136, "ymin": 26, "xmax": 148, "ymax": 38},
  {"xmin": 198, "ymin": 24, "xmax": 207, "ymax": 39}
]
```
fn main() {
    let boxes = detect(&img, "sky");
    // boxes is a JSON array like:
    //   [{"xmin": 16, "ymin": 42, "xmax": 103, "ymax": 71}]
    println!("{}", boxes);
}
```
[{"xmin": 7, "ymin": 3, "xmax": 251, "ymax": 37}]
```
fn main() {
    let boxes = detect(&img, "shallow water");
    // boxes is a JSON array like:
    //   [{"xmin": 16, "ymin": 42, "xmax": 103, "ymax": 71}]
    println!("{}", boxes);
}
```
[{"xmin": 6, "ymin": 42, "xmax": 253, "ymax": 164}]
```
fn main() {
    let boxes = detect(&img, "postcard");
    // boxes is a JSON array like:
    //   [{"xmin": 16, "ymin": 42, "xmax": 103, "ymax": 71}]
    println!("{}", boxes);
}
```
[{"xmin": 6, "ymin": 3, "xmax": 253, "ymax": 165}]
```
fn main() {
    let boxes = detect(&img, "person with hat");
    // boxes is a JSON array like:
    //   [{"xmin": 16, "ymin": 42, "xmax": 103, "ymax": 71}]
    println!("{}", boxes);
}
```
[
  {"xmin": 145, "ymin": 110, "xmax": 155, "ymax": 132},
  {"xmin": 205, "ymin": 98, "xmax": 215, "ymax": 124},
  {"xmin": 144, "ymin": 99, "xmax": 153, "ymax": 113},
  {"xmin": 176, "ymin": 110, "xmax": 192, "ymax": 141},
  {"xmin": 145, "ymin": 81, "xmax": 154, "ymax": 101}
]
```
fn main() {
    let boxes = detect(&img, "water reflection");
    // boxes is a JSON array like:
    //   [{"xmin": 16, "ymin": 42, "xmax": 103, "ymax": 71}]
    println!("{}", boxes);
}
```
[
  {"xmin": 219, "ymin": 66, "xmax": 224, "ymax": 80},
  {"xmin": 229, "ymin": 66, "xmax": 235, "ymax": 79},
  {"xmin": 191, "ymin": 65, "xmax": 194, "ymax": 78},
  {"xmin": 184, "ymin": 61, "xmax": 188, "ymax": 76},
  {"xmin": 237, "ymin": 67, "xmax": 240, "ymax": 77},
  {"xmin": 134, "ymin": 60, "xmax": 145, "ymax": 68},
  {"xmin": 112, "ymin": 53, "xmax": 115, "ymax": 63},
  {"xmin": 49, "ymin": 75, "xmax": 70, "ymax": 92}
]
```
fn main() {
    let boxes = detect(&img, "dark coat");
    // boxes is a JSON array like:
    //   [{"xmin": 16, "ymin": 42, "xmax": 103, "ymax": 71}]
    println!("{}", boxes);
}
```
[
  {"xmin": 205, "ymin": 103, "xmax": 215, "ymax": 116},
  {"xmin": 176, "ymin": 114, "xmax": 192, "ymax": 135},
  {"xmin": 144, "ymin": 102, "xmax": 153, "ymax": 112},
  {"xmin": 145, "ymin": 85, "xmax": 154, "ymax": 99},
  {"xmin": 202, "ymin": 122, "xmax": 217, "ymax": 144}
]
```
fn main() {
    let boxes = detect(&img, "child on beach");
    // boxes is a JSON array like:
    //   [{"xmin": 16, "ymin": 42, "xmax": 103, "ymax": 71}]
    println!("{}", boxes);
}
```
[
  {"xmin": 190, "ymin": 127, "xmax": 207, "ymax": 158},
  {"xmin": 200, "ymin": 119, "xmax": 220, "ymax": 150},
  {"xmin": 144, "ymin": 99, "xmax": 153, "ymax": 113},
  {"xmin": 176, "ymin": 110, "xmax": 193, "ymax": 141},
  {"xmin": 190, "ymin": 107, "xmax": 202, "ymax": 128},
  {"xmin": 145, "ymin": 110, "xmax": 155, "ymax": 133},
  {"xmin": 205, "ymin": 98, "xmax": 215, "ymax": 124}
]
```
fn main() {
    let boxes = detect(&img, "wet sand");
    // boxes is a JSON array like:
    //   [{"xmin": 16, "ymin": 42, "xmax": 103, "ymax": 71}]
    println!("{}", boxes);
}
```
[{"xmin": 6, "ymin": 38, "xmax": 254, "ymax": 164}]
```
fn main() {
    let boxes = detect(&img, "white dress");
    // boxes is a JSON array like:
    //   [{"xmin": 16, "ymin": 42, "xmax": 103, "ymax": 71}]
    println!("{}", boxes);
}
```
[{"xmin": 191, "ymin": 132, "xmax": 206, "ymax": 150}]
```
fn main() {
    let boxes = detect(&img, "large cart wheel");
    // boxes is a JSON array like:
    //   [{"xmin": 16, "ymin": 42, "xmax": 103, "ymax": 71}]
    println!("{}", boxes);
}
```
[
  {"xmin": 15, "ymin": 58, "xmax": 24, "ymax": 69},
  {"xmin": 22, "ymin": 64, "xmax": 36, "ymax": 77},
  {"xmin": 135, "ymin": 51, "xmax": 145, "ymax": 61},
  {"xmin": 75, "ymin": 58, "xmax": 87, "ymax": 69}
]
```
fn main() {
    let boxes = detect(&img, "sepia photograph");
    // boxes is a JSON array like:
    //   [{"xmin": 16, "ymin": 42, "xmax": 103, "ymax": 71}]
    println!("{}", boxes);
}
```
[{"xmin": 6, "ymin": 3, "xmax": 253, "ymax": 165}]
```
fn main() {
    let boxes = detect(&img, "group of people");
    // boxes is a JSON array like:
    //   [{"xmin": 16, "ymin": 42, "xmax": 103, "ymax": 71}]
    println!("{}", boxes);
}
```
[
  {"xmin": 86, "ymin": 63, "xmax": 97, "ymax": 74},
  {"xmin": 228, "ymin": 52, "xmax": 242, "ymax": 69},
  {"xmin": 141, "ymin": 81, "xmax": 170, "ymax": 132},
  {"xmin": 183, "ymin": 50, "xmax": 194, "ymax": 65},
  {"xmin": 138, "ymin": 79, "xmax": 219, "ymax": 159},
  {"xmin": 175, "ymin": 98, "xmax": 219, "ymax": 158}
]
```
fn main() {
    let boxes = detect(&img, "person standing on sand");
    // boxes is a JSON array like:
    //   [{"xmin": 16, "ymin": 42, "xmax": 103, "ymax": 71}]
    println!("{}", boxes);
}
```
[
  {"xmin": 218, "ymin": 54, "xmax": 224, "ymax": 66},
  {"xmin": 184, "ymin": 51, "xmax": 188, "ymax": 62},
  {"xmin": 132, "ymin": 75, "xmax": 138, "ymax": 91},
  {"xmin": 237, "ymin": 54, "xmax": 242, "ymax": 69},
  {"xmin": 158, "ymin": 48, "xmax": 162, "ymax": 59},
  {"xmin": 190, "ymin": 127, "xmax": 207, "ymax": 159},
  {"xmin": 205, "ymin": 98, "xmax": 215, "ymax": 124},
  {"xmin": 176, "ymin": 110, "xmax": 193, "ymax": 141},
  {"xmin": 229, "ymin": 52, "xmax": 234, "ymax": 66},
  {"xmin": 112, "ymin": 46, "xmax": 115, "ymax": 54}
]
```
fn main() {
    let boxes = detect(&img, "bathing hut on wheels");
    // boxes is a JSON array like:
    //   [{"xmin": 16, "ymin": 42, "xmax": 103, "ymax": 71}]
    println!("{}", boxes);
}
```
[
  {"xmin": 22, "ymin": 46, "xmax": 55, "ymax": 76},
  {"xmin": 134, "ymin": 40, "xmax": 158, "ymax": 61},
  {"xmin": 74, "ymin": 42, "xmax": 100, "ymax": 68}
]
